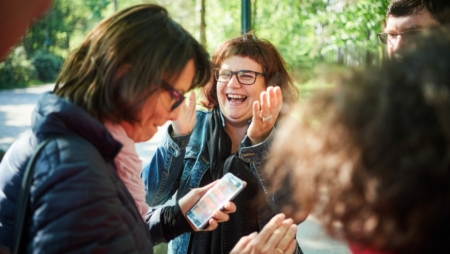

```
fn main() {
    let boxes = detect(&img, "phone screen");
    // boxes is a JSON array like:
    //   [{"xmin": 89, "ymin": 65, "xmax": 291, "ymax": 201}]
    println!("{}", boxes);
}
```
[{"xmin": 186, "ymin": 173, "xmax": 245, "ymax": 229}]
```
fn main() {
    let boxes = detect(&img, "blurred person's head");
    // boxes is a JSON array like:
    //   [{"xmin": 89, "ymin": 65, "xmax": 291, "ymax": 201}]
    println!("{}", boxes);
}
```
[
  {"xmin": 378, "ymin": 0, "xmax": 450, "ymax": 59},
  {"xmin": 54, "ymin": 4, "xmax": 210, "ymax": 142},
  {"xmin": 201, "ymin": 33, "xmax": 298, "ymax": 124},
  {"xmin": 266, "ymin": 28, "xmax": 450, "ymax": 254},
  {"xmin": 0, "ymin": 0, "xmax": 53, "ymax": 60}
]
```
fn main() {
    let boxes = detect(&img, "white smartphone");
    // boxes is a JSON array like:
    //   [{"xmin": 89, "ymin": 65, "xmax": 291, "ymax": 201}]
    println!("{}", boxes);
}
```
[{"xmin": 186, "ymin": 173, "xmax": 245, "ymax": 230}]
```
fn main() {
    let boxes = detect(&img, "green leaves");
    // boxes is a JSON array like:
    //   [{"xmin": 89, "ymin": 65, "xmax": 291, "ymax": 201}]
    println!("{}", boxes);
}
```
[{"xmin": 2, "ymin": 0, "xmax": 389, "ymax": 89}]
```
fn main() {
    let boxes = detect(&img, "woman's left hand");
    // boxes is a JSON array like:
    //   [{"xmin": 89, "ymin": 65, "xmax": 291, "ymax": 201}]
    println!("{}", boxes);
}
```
[
  {"xmin": 247, "ymin": 86, "xmax": 283, "ymax": 145},
  {"xmin": 179, "ymin": 180, "xmax": 237, "ymax": 232},
  {"xmin": 172, "ymin": 91, "xmax": 197, "ymax": 136}
]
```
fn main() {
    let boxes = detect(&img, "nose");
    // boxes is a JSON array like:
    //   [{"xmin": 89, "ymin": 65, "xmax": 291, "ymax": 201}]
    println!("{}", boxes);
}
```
[
  {"xmin": 388, "ymin": 36, "xmax": 403, "ymax": 58},
  {"xmin": 226, "ymin": 74, "xmax": 242, "ymax": 88}
]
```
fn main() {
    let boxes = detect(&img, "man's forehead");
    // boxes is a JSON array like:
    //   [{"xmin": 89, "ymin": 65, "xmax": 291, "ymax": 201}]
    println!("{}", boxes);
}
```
[{"xmin": 385, "ymin": 10, "xmax": 437, "ymax": 32}]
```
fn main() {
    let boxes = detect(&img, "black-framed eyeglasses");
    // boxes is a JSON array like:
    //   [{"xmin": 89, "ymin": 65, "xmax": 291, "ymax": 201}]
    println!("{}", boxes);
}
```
[
  {"xmin": 377, "ymin": 30, "xmax": 422, "ymax": 45},
  {"xmin": 161, "ymin": 81, "xmax": 185, "ymax": 111},
  {"xmin": 214, "ymin": 68, "xmax": 265, "ymax": 85}
]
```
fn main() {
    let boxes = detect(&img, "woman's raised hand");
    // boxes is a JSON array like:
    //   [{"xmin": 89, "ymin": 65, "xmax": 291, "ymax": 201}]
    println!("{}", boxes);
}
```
[
  {"xmin": 172, "ymin": 91, "xmax": 197, "ymax": 136},
  {"xmin": 247, "ymin": 86, "xmax": 283, "ymax": 145}
]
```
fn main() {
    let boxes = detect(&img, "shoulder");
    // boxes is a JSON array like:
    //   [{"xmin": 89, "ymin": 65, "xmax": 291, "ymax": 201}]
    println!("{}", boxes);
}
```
[
  {"xmin": 33, "ymin": 135, "xmax": 114, "ymax": 188},
  {"xmin": 191, "ymin": 109, "xmax": 211, "ymax": 139},
  {"xmin": 0, "ymin": 130, "xmax": 37, "ymax": 176},
  {"xmin": 38, "ymin": 135, "xmax": 104, "ymax": 168}
]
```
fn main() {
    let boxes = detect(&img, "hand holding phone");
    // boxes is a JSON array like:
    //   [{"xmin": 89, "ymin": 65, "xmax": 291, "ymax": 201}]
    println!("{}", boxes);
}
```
[{"xmin": 186, "ymin": 173, "xmax": 245, "ymax": 230}]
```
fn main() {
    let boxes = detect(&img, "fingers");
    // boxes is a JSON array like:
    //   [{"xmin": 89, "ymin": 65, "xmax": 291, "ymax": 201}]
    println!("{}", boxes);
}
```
[
  {"xmin": 230, "ymin": 232, "xmax": 258, "ymax": 254},
  {"xmin": 186, "ymin": 91, "xmax": 196, "ymax": 108},
  {"xmin": 261, "ymin": 213, "xmax": 297, "ymax": 253},
  {"xmin": 199, "ymin": 179, "xmax": 220, "ymax": 190},
  {"xmin": 230, "ymin": 214, "xmax": 298, "ymax": 254},
  {"xmin": 182, "ymin": 181, "xmax": 234, "ymax": 232},
  {"xmin": 253, "ymin": 213, "xmax": 285, "ymax": 244},
  {"xmin": 274, "ymin": 86, "xmax": 283, "ymax": 111},
  {"xmin": 204, "ymin": 201, "xmax": 237, "ymax": 231},
  {"xmin": 172, "ymin": 91, "xmax": 196, "ymax": 136},
  {"xmin": 210, "ymin": 207, "xmax": 231, "ymax": 224},
  {"xmin": 259, "ymin": 88, "xmax": 270, "ymax": 118},
  {"xmin": 252, "ymin": 100, "xmax": 260, "ymax": 124},
  {"xmin": 269, "ymin": 223, "xmax": 297, "ymax": 253},
  {"xmin": 178, "ymin": 180, "xmax": 220, "ymax": 216},
  {"xmin": 259, "ymin": 86, "xmax": 282, "ymax": 123},
  {"xmin": 284, "ymin": 238, "xmax": 298, "ymax": 254},
  {"xmin": 203, "ymin": 219, "xmax": 218, "ymax": 231},
  {"xmin": 190, "ymin": 180, "xmax": 220, "ymax": 199},
  {"xmin": 222, "ymin": 201, "xmax": 237, "ymax": 214}
]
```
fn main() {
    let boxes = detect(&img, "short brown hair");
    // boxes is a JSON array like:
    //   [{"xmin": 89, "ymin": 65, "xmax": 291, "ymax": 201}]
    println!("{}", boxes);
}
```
[
  {"xmin": 54, "ymin": 4, "xmax": 210, "ymax": 123},
  {"xmin": 201, "ymin": 33, "xmax": 299, "ymax": 109},
  {"xmin": 387, "ymin": 0, "xmax": 450, "ymax": 24}
]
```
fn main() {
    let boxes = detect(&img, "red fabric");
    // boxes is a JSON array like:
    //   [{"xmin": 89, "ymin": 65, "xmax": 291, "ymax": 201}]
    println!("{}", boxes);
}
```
[{"xmin": 349, "ymin": 243, "xmax": 394, "ymax": 254}]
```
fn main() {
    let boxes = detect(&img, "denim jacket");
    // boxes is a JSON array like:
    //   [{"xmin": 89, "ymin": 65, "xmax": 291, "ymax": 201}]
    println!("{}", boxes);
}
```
[{"xmin": 142, "ymin": 110, "xmax": 289, "ymax": 254}]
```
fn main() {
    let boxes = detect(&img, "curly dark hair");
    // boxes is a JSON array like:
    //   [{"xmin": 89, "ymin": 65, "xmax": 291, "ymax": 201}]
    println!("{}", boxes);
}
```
[{"xmin": 265, "ymin": 28, "xmax": 450, "ymax": 254}]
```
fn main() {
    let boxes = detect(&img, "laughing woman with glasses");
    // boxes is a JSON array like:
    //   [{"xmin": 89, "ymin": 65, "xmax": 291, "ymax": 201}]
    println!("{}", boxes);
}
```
[{"xmin": 143, "ymin": 33, "xmax": 304, "ymax": 254}]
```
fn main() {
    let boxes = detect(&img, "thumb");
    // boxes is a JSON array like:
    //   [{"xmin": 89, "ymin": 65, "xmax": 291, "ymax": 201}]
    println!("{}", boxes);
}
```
[{"xmin": 196, "ymin": 180, "xmax": 220, "ymax": 195}]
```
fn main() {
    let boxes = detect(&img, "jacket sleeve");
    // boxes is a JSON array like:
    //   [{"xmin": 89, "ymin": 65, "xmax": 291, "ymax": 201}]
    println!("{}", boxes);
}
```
[
  {"xmin": 141, "ymin": 125, "xmax": 191, "ymax": 206},
  {"xmin": 146, "ymin": 202, "xmax": 193, "ymax": 245},
  {"xmin": 30, "ymin": 139, "xmax": 152, "ymax": 253},
  {"xmin": 238, "ymin": 128, "xmax": 292, "ymax": 213}
]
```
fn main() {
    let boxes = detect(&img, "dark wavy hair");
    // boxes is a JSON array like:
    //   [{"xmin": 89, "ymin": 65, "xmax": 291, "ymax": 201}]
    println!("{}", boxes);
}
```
[
  {"xmin": 387, "ymin": 0, "xmax": 450, "ymax": 24},
  {"xmin": 201, "ymin": 32, "xmax": 299, "ymax": 109},
  {"xmin": 54, "ymin": 4, "xmax": 210, "ymax": 123},
  {"xmin": 266, "ymin": 28, "xmax": 450, "ymax": 254}
]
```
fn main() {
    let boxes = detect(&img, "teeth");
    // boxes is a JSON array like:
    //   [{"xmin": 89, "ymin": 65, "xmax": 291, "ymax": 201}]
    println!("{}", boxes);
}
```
[{"xmin": 227, "ymin": 94, "xmax": 246, "ymax": 99}]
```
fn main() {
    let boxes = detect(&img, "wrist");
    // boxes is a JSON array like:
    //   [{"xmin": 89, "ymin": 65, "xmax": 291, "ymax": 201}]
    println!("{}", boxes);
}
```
[{"xmin": 249, "ymin": 131, "xmax": 271, "ymax": 145}]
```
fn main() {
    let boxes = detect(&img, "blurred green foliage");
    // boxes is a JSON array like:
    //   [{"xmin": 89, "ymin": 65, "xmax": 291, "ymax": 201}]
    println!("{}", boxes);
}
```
[
  {"xmin": 0, "ymin": 47, "xmax": 37, "ymax": 89},
  {"xmin": 31, "ymin": 51, "xmax": 64, "ymax": 82},
  {"xmin": 1, "ymin": 0, "xmax": 388, "ymax": 91}
]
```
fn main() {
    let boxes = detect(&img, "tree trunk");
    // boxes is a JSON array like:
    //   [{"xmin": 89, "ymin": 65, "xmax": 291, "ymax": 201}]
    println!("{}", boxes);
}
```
[
  {"xmin": 65, "ymin": 33, "xmax": 71, "ymax": 52},
  {"xmin": 22, "ymin": 36, "xmax": 31, "ymax": 59},
  {"xmin": 199, "ymin": 0, "xmax": 206, "ymax": 47},
  {"xmin": 252, "ymin": 0, "xmax": 257, "ymax": 32},
  {"xmin": 113, "ymin": 0, "xmax": 118, "ymax": 11}
]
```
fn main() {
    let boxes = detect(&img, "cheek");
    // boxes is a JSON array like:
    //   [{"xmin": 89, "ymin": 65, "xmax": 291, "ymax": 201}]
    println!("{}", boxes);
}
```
[
  {"xmin": 149, "ymin": 95, "xmax": 173, "ymax": 122},
  {"xmin": 251, "ymin": 83, "xmax": 267, "ymax": 99},
  {"xmin": 139, "ymin": 95, "xmax": 159, "ymax": 123},
  {"xmin": 216, "ymin": 82, "xmax": 226, "ymax": 97}
]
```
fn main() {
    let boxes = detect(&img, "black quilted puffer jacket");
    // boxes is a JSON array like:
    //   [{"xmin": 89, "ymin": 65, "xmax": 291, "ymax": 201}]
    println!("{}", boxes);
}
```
[{"xmin": 0, "ymin": 92, "xmax": 165, "ymax": 253}]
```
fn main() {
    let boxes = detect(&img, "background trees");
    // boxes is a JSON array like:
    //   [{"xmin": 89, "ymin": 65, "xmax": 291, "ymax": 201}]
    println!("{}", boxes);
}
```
[{"xmin": 0, "ymin": 0, "xmax": 388, "ymax": 90}]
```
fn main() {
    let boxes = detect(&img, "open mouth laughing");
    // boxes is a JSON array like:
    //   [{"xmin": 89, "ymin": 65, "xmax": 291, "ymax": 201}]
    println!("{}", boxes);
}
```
[{"xmin": 227, "ymin": 93, "xmax": 247, "ymax": 103}]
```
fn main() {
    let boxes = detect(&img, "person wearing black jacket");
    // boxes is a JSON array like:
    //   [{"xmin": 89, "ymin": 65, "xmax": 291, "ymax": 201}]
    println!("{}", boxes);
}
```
[{"xmin": 0, "ymin": 4, "xmax": 234, "ymax": 253}]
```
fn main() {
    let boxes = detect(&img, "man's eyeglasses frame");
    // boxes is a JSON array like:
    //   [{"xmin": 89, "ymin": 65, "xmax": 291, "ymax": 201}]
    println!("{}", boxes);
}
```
[{"xmin": 377, "ymin": 30, "xmax": 422, "ymax": 45}]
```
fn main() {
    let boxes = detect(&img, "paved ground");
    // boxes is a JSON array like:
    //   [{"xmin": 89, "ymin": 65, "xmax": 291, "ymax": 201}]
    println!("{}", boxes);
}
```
[{"xmin": 0, "ymin": 84, "xmax": 350, "ymax": 254}]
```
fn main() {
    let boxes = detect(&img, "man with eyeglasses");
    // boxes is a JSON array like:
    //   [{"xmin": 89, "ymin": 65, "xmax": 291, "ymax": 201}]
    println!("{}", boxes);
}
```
[{"xmin": 377, "ymin": 0, "xmax": 450, "ymax": 59}]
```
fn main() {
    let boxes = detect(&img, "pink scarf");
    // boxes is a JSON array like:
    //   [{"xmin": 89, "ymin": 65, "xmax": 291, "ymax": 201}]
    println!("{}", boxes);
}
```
[{"xmin": 104, "ymin": 122, "xmax": 149, "ymax": 219}]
